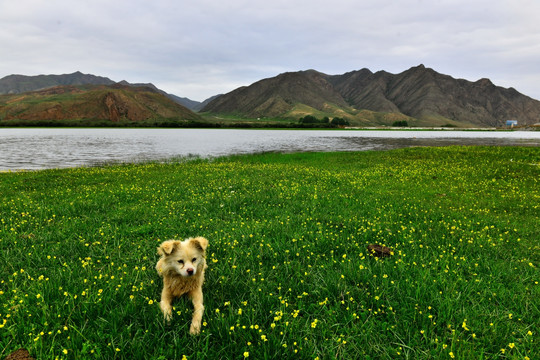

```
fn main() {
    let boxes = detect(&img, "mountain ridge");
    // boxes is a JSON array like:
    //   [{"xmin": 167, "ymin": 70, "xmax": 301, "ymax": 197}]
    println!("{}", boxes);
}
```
[
  {"xmin": 202, "ymin": 65, "xmax": 540, "ymax": 127},
  {"xmin": 0, "ymin": 71, "xmax": 116, "ymax": 94},
  {"xmin": 0, "ymin": 71, "xmax": 207, "ymax": 111}
]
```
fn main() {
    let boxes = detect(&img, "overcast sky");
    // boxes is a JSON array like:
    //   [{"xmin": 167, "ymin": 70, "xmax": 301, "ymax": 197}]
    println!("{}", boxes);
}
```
[{"xmin": 1, "ymin": 0, "xmax": 539, "ymax": 101}]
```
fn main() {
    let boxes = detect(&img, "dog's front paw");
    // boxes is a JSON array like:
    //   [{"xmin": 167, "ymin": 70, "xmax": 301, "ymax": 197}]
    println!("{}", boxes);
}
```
[
  {"xmin": 189, "ymin": 322, "xmax": 201, "ymax": 335},
  {"xmin": 160, "ymin": 301, "xmax": 172, "ymax": 323},
  {"xmin": 163, "ymin": 312, "xmax": 172, "ymax": 323}
]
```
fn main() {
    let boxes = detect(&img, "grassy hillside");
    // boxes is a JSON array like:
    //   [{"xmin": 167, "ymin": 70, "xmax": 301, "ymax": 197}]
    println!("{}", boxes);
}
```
[
  {"xmin": 282, "ymin": 103, "xmax": 420, "ymax": 127},
  {"xmin": 0, "ymin": 84, "xmax": 201, "ymax": 125},
  {"xmin": 204, "ymin": 100, "xmax": 474, "ymax": 128},
  {"xmin": 0, "ymin": 147, "xmax": 538, "ymax": 359}
]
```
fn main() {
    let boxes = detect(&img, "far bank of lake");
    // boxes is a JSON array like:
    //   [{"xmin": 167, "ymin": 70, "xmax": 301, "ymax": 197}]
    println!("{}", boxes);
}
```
[{"xmin": 0, "ymin": 128, "xmax": 539, "ymax": 170}]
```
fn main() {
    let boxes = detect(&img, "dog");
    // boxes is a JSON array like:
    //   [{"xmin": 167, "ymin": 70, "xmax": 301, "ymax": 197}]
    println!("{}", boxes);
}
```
[{"xmin": 156, "ymin": 236, "xmax": 208, "ymax": 334}]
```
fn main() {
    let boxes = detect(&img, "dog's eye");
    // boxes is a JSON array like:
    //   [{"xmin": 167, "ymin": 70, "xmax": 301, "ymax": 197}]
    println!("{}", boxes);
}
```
[
  {"xmin": 178, "ymin": 260, "xmax": 184, "ymax": 265},
  {"xmin": 192, "ymin": 258, "xmax": 197, "ymax": 262}
]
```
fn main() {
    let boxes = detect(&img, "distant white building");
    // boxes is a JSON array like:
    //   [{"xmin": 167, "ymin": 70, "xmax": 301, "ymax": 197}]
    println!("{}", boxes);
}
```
[{"xmin": 506, "ymin": 120, "xmax": 518, "ymax": 127}]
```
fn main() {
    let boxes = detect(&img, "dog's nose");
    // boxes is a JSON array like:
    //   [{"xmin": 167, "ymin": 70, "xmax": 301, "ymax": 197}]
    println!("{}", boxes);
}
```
[{"xmin": 186, "ymin": 268, "xmax": 194, "ymax": 275}]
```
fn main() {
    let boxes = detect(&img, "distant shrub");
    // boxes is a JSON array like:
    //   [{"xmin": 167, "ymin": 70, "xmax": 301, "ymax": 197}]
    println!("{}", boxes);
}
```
[
  {"xmin": 392, "ymin": 120, "xmax": 409, "ymax": 127},
  {"xmin": 299, "ymin": 115, "xmax": 325, "ymax": 124},
  {"xmin": 331, "ymin": 117, "xmax": 350, "ymax": 126},
  {"xmin": 297, "ymin": 116, "xmax": 349, "ymax": 127}
]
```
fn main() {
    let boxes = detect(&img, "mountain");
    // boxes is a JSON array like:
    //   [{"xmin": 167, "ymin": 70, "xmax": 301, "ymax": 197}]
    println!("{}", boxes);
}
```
[
  {"xmin": 0, "ymin": 71, "xmax": 205, "ymax": 111},
  {"xmin": 0, "ymin": 84, "xmax": 201, "ymax": 124},
  {"xmin": 115, "ymin": 80, "xmax": 206, "ymax": 110},
  {"xmin": 203, "ymin": 70, "xmax": 348, "ymax": 118},
  {"xmin": 202, "ymin": 65, "xmax": 540, "ymax": 127},
  {"xmin": 0, "ymin": 71, "xmax": 115, "ymax": 94},
  {"xmin": 192, "ymin": 94, "xmax": 222, "ymax": 112},
  {"xmin": 168, "ymin": 94, "xmax": 202, "ymax": 110}
]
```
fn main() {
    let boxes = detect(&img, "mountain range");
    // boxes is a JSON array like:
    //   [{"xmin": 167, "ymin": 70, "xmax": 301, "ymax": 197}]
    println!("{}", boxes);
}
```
[
  {"xmin": 2, "ymin": 66, "xmax": 540, "ymax": 127},
  {"xmin": 202, "ymin": 65, "xmax": 540, "ymax": 127}
]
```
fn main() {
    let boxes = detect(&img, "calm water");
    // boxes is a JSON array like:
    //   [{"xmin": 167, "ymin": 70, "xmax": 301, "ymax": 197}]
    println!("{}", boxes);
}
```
[{"xmin": 0, "ymin": 128, "xmax": 539, "ymax": 170}]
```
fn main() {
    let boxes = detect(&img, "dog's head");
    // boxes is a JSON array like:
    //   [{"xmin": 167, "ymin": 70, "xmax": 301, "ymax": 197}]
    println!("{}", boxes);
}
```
[{"xmin": 157, "ymin": 237, "xmax": 208, "ymax": 277}]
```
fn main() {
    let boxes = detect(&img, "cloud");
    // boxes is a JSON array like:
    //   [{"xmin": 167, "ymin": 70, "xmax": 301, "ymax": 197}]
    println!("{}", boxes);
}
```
[{"xmin": 1, "ymin": 0, "xmax": 539, "ymax": 101}]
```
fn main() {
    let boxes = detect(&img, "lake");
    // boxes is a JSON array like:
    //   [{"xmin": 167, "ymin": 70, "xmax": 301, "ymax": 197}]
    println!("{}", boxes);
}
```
[{"xmin": 1, "ymin": 128, "xmax": 539, "ymax": 170}]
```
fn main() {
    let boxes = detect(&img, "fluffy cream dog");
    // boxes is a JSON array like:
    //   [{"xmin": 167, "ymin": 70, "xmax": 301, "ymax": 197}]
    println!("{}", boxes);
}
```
[{"xmin": 156, "ymin": 236, "xmax": 208, "ymax": 334}]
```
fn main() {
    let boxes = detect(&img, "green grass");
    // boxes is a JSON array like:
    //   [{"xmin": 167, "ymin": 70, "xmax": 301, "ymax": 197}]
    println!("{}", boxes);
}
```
[
  {"xmin": 0, "ymin": 147, "xmax": 538, "ymax": 359},
  {"xmin": 200, "ymin": 113, "xmax": 294, "ymax": 124}
]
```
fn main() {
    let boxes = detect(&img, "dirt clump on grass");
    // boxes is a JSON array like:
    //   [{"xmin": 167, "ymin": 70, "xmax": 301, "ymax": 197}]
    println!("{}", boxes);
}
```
[
  {"xmin": 4, "ymin": 348, "xmax": 35, "ymax": 360},
  {"xmin": 367, "ymin": 244, "xmax": 393, "ymax": 257}
]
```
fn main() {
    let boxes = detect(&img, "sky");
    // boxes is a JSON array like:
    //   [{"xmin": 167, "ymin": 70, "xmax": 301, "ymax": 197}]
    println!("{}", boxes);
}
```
[{"xmin": 1, "ymin": 0, "xmax": 539, "ymax": 102}]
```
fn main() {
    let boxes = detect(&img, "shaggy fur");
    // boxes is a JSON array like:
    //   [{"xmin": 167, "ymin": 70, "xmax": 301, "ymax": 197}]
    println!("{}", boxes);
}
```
[{"xmin": 156, "ymin": 236, "xmax": 208, "ymax": 335}]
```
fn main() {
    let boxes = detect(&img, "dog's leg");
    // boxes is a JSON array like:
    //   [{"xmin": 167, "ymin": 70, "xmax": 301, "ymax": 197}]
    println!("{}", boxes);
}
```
[
  {"xmin": 188, "ymin": 287, "xmax": 204, "ymax": 335},
  {"xmin": 159, "ymin": 287, "xmax": 174, "ymax": 322}
]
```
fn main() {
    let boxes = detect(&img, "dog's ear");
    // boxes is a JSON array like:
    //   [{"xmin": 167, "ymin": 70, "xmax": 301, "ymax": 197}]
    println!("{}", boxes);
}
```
[
  {"xmin": 189, "ymin": 237, "xmax": 209, "ymax": 253},
  {"xmin": 157, "ymin": 240, "xmax": 178, "ymax": 256}
]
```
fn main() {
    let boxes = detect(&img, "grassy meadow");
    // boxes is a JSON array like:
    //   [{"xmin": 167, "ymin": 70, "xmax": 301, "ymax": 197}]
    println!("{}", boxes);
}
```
[{"xmin": 0, "ymin": 146, "xmax": 538, "ymax": 359}]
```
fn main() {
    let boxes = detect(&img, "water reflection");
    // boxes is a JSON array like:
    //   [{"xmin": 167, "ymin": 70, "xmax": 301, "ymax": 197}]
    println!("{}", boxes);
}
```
[{"xmin": 0, "ymin": 128, "xmax": 538, "ymax": 170}]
